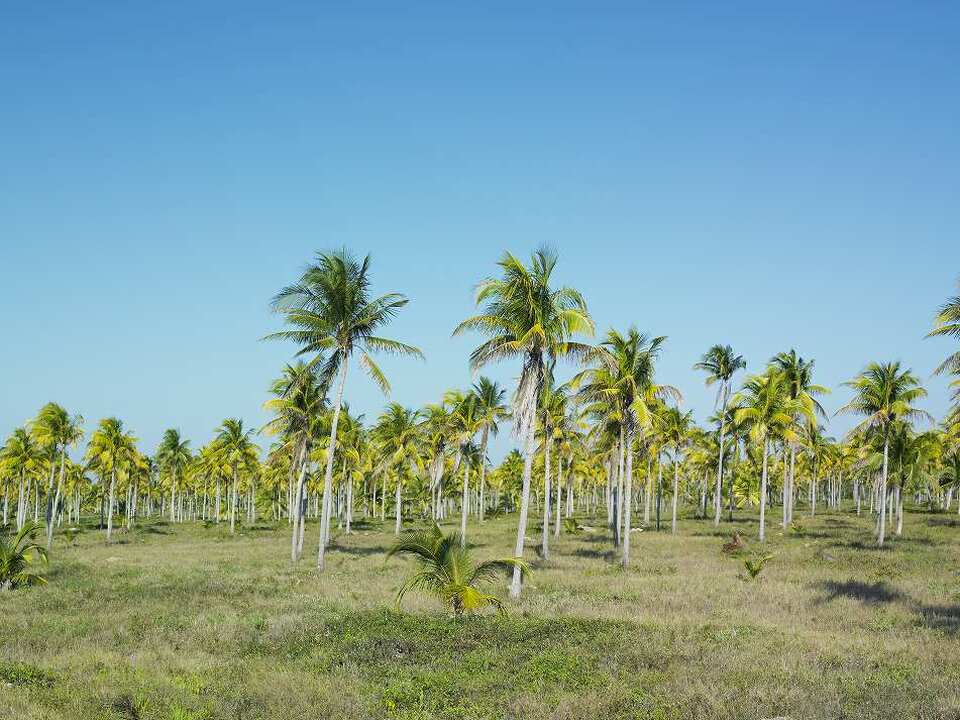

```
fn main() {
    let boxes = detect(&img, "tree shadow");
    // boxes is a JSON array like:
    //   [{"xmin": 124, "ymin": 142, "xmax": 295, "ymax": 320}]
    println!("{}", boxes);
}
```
[
  {"xmin": 330, "ymin": 544, "xmax": 389, "ymax": 557},
  {"xmin": 817, "ymin": 580, "xmax": 904, "ymax": 605},
  {"xmin": 913, "ymin": 602, "xmax": 960, "ymax": 634},
  {"xmin": 925, "ymin": 517, "xmax": 960, "ymax": 528},
  {"xmin": 571, "ymin": 547, "xmax": 616, "ymax": 562}
]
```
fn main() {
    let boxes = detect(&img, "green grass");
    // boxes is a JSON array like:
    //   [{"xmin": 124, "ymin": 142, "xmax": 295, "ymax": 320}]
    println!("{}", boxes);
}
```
[{"xmin": 3, "ymin": 508, "xmax": 960, "ymax": 719}]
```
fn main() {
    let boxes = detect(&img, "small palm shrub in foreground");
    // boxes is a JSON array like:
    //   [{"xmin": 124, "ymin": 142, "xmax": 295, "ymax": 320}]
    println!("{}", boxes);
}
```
[
  {"xmin": 0, "ymin": 520, "xmax": 48, "ymax": 591},
  {"xmin": 388, "ymin": 524, "xmax": 528, "ymax": 616}
]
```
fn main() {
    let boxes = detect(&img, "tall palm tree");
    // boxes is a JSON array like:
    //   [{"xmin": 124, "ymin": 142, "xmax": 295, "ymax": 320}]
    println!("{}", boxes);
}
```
[
  {"xmin": 1, "ymin": 428, "xmax": 43, "ymax": 531},
  {"xmin": 421, "ymin": 401, "xmax": 454, "ymax": 521},
  {"xmin": 770, "ymin": 349, "xmax": 829, "ymax": 525},
  {"xmin": 262, "ymin": 362, "xmax": 327, "ymax": 561},
  {"xmin": 574, "ymin": 328, "xmax": 676, "ymax": 566},
  {"xmin": 837, "ymin": 362, "xmax": 931, "ymax": 546},
  {"xmin": 32, "ymin": 403, "xmax": 84, "ymax": 549},
  {"xmin": 659, "ymin": 406, "xmax": 694, "ymax": 535},
  {"xmin": 156, "ymin": 428, "xmax": 192, "ymax": 524},
  {"xmin": 268, "ymin": 249, "xmax": 423, "ymax": 570},
  {"xmin": 444, "ymin": 389, "xmax": 480, "ymax": 547},
  {"xmin": 454, "ymin": 248, "xmax": 593, "ymax": 597},
  {"xmin": 85, "ymin": 418, "xmax": 137, "ymax": 541},
  {"xmin": 214, "ymin": 419, "xmax": 258, "ymax": 535},
  {"xmin": 694, "ymin": 345, "xmax": 746, "ymax": 526},
  {"xmin": 733, "ymin": 372, "xmax": 808, "ymax": 542},
  {"xmin": 472, "ymin": 377, "xmax": 509, "ymax": 523},
  {"xmin": 373, "ymin": 404, "xmax": 423, "ymax": 535}
]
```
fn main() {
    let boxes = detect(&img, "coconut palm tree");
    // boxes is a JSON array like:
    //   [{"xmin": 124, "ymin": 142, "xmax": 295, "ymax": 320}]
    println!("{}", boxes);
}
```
[
  {"xmin": 769, "ymin": 350, "xmax": 829, "ymax": 525},
  {"xmin": 214, "ymin": 419, "xmax": 258, "ymax": 534},
  {"xmin": 156, "ymin": 428, "xmax": 192, "ymax": 524},
  {"xmin": 733, "ymin": 372, "xmax": 808, "ymax": 542},
  {"xmin": 1, "ymin": 428, "xmax": 43, "ymax": 531},
  {"xmin": 659, "ymin": 405, "xmax": 694, "ymax": 535},
  {"xmin": 454, "ymin": 248, "xmax": 593, "ymax": 597},
  {"xmin": 268, "ymin": 249, "xmax": 423, "ymax": 570},
  {"xmin": 373, "ymin": 404, "xmax": 423, "ymax": 535},
  {"xmin": 694, "ymin": 345, "xmax": 746, "ymax": 526},
  {"xmin": 32, "ymin": 403, "xmax": 84, "ymax": 549},
  {"xmin": 0, "ymin": 520, "xmax": 48, "ymax": 591},
  {"xmin": 928, "ymin": 280, "xmax": 960, "ymax": 378},
  {"xmin": 86, "ymin": 418, "xmax": 137, "ymax": 541},
  {"xmin": 574, "ymin": 328, "xmax": 677, "ymax": 565},
  {"xmin": 387, "ymin": 524, "xmax": 529, "ymax": 616},
  {"xmin": 444, "ymin": 389, "xmax": 480, "ymax": 547},
  {"xmin": 837, "ymin": 362, "xmax": 931, "ymax": 546},
  {"xmin": 262, "ymin": 362, "xmax": 327, "ymax": 561},
  {"xmin": 472, "ymin": 377, "xmax": 509, "ymax": 523}
]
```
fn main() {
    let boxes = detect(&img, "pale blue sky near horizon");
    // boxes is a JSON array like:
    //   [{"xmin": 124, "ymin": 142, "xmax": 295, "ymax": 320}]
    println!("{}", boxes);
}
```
[{"xmin": 2, "ymin": 2, "xmax": 958, "ymax": 460}]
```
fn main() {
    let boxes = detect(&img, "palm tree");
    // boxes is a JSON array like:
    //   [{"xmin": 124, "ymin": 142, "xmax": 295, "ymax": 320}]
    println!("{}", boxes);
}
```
[
  {"xmin": 1, "ymin": 428, "xmax": 43, "ymax": 531},
  {"xmin": 214, "ymin": 419, "xmax": 258, "ymax": 534},
  {"xmin": 770, "ymin": 349, "xmax": 829, "ymax": 525},
  {"xmin": 373, "ymin": 404, "xmax": 423, "ymax": 535},
  {"xmin": 472, "ymin": 377, "xmax": 509, "ymax": 523},
  {"xmin": 387, "ymin": 524, "xmax": 529, "ymax": 616},
  {"xmin": 262, "ymin": 362, "xmax": 327, "ymax": 561},
  {"xmin": 928, "ymin": 279, "xmax": 960, "ymax": 378},
  {"xmin": 837, "ymin": 362, "xmax": 931, "ymax": 546},
  {"xmin": 659, "ymin": 406, "xmax": 694, "ymax": 535},
  {"xmin": 32, "ymin": 403, "xmax": 83, "ymax": 549},
  {"xmin": 268, "ymin": 249, "xmax": 423, "ymax": 570},
  {"xmin": 86, "ymin": 418, "xmax": 137, "ymax": 541},
  {"xmin": 733, "ymin": 372, "xmax": 808, "ymax": 542},
  {"xmin": 0, "ymin": 520, "xmax": 48, "ymax": 591},
  {"xmin": 454, "ymin": 248, "xmax": 593, "ymax": 597},
  {"xmin": 694, "ymin": 345, "xmax": 746, "ymax": 526},
  {"xmin": 421, "ymin": 402, "xmax": 454, "ymax": 521},
  {"xmin": 156, "ymin": 428, "xmax": 192, "ymax": 524},
  {"xmin": 444, "ymin": 389, "xmax": 480, "ymax": 547},
  {"xmin": 574, "ymin": 328, "xmax": 676, "ymax": 565}
]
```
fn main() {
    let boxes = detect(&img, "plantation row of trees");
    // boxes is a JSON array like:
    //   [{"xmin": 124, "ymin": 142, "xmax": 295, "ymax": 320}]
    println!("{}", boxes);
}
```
[{"xmin": 3, "ymin": 250, "xmax": 959, "ymax": 598}]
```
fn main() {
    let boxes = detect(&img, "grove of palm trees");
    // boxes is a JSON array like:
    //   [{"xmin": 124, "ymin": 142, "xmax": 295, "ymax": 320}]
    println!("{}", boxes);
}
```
[{"xmin": 3, "ymin": 248, "xmax": 960, "ymax": 719}]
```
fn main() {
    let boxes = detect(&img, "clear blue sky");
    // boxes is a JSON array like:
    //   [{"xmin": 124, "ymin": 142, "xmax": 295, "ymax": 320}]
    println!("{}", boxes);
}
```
[{"xmin": 2, "ymin": 2, "xmax": 958, "ymax": 460}]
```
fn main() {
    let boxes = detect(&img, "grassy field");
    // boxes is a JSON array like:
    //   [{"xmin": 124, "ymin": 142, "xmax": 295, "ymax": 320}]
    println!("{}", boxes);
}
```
[{"xmin": 3, "ymin": 508, "xmax": 960, "ymax": 720}]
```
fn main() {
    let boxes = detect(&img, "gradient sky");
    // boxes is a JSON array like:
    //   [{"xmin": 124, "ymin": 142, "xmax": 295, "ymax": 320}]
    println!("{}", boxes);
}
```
[{"xmin": 2, "ymin": 2, "xmax": 958, "ymax": 460}]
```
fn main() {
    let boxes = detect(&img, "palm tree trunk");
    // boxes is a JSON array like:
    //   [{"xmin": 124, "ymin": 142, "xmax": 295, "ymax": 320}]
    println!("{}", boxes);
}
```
[
  {"xmin": 877, "ymin": 436, "xmax": 889, "ymax": 546},
  {"xmin": 759, "ymin": 439, "xmax": 769, "ymax": 542},
  {"xmin": 510, "ymin": 392, "xmax": 538, "ymax": 599},
  {"xmin": 394, "ymin": 475, "xmax": 402, "ymax": 535},
  {"xmin": 43, "ymin": 454, "xmax": 57, "ymax": 542},
  {"xmin": 714, "ymin": 383, "xmax": 727, "ymax": 525},
  {"xmin": 479, "ymin": 429, "xmax": 489, "ymax": 522},
  {"xmin": 621, "ymin": 430, "xmax": 635, "ymax": 568},
  {"xmin": 554, "ymin": 456, "xmax": 562, "ymax": 539},
  {"xmin": 230, "ymin": 467, "xmax": 238, "ymax": 533},
  {"xmin": 460, "ymin": 456, "xmax": 469, "ymax": 547},
  {"xmin": 318, "ymin": 358, "xmax": 349, "ymax": 570},
  {"xmin": 541, "ymin": 438, "xmax": 551, "ymax": 560},
  {"xmin": 46, "ymin": 448, "xmax": 67, "ymax": 549},
  {"xmin": 106, "ymin": 470, "xmax": 117, "ymax": 541},
  {"xmin": 290, "ymin": 440, "xmax": 308, "ymax": 562},
  {"xmin": 671, "ymin": 454, "xmax": 680, "ymax": 535}
]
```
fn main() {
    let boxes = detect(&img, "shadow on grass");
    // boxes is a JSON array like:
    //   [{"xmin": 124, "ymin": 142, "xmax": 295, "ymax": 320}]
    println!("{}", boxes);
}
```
[
  {"xmin": 330, "ymin": 543, "xmax": 390, "ymax": 557},
  {"xmin": 925, "ymin": 517, "xmax": 960, "ymax": 528},
  {"xmin": 817, "ymin": 580, "xmax": 904, "ymax": 605},
  {"xmin": 572, "ymin": 547, "xmax": 617, "ymax": 562}
]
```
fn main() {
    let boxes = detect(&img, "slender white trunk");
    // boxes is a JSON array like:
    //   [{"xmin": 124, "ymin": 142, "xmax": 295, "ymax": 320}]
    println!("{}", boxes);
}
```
[
  {"xmin": 759, "ymin": 439, "xmax": 769, "ymax": 542},
  {"xmin": 554, "ymin": 456, "xmax": 562, "ymax": 538},
  {"xmin": 394, "ymin": 475, "xmax": 402, "ymax": 535},
  {"xmin": 621, "ymin": 431, "xmax": 635, "ymax": 567},
  {"xmin": 459, "ymin": 456, "xmax": 469, "ymax": 546},
  {"xmin": 318, "ymin": 359, "xmax": 348, "ymax": 570},
  {"xmin": 714, "ymin": 382, "xmax": 728, "ymax": 525},
  {"xmin": 509, "ymin": 397, "xmax": 537, "ymax": 599},
  {"xmin": 671, "ymin": 454, "xmax": 680, "ymax": 535},
  {"xmin": 877, "ymin": 436, "xmax": 889, "ymax": 546},
  {"xmin": 106, "ymin": 470, "xmax": 117, "ymax": 541},
  {"xmin": 541, "ymin": 438, "xmax": 551, "ymax": 559}
]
